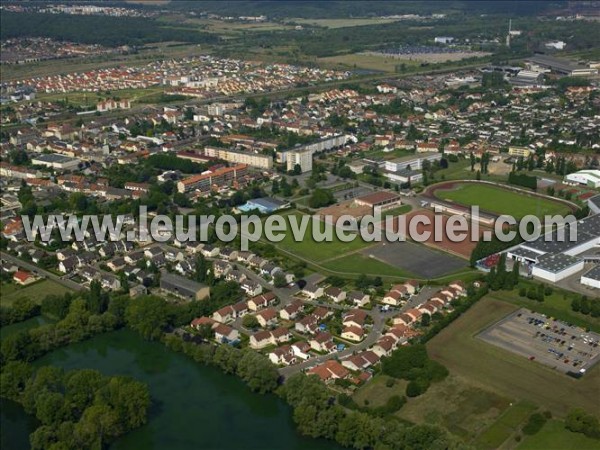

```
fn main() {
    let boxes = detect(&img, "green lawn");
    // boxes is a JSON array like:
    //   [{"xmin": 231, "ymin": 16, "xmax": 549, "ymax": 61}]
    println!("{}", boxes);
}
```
[
  {"xmin": 434, "ymin": 183, "xmax": 570, "ymax": 219},
  {"xmin": 474, "ymin": 401, "xmax": 537, "ymax": 450},
  {"xmin": 0, "ymin": 280, "xmax": 72, "ymax": 307},
  {"xmin": 487, "ymin": 285, "xmax": 600, "ymax": 333},
  {"xmin": 426, "ymin": 297, "xmax": 600, "ymax": 417},
  {"xmin": 518, "ymin": 419, "xmax": 600, "ymax": 450},
  {"xmin": 321, "ymin": 253, "xmax": 415, "ymax": 278},
  {"xmin": 272, "ymin": 211, "xmax": 373, "ymax": 262}
]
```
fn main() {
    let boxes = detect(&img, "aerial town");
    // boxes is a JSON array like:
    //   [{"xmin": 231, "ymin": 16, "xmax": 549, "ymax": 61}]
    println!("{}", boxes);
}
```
[{"xmin": 0, "ymin": 2, "xmax": 599, "ymax": 450}]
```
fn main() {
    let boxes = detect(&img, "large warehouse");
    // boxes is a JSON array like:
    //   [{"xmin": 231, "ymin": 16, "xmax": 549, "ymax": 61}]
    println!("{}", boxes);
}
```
[
  {"xmin": 507, "ymin": 214, "xmax": 600, "ymax": 283},
  {"xmin": 581, "ymin": 265, "xmax": 600, "ymax": 290}
]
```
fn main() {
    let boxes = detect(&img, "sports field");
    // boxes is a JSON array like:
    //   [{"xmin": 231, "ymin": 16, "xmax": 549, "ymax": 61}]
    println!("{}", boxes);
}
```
[
  {"xmin": 318, "ymin": 53, "xmax": 417, "ymax": 73},
  {"xmin": 426, "ymin": 297, "xmax": 600, "ymax": 417},
  {"xmin": 432, "ymin": 183, "xmax": 572, "ymax": 219},
  {"xmin": 272, "ymin": 211, "xmax": 374, "ymax": 262},
  {"xmin": 321, "ymin": 253, "xmax": 415, "ymax": 278}
]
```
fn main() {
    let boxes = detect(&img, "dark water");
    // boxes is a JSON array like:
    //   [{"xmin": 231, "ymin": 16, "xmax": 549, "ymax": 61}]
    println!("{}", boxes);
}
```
[{"xmin": 7, "ymin": 329, "xmax": 341, "ymax": 450}]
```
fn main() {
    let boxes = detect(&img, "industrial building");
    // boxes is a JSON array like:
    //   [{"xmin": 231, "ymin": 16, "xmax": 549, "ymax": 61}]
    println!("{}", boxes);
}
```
[
  {"xmin": 581, "ymin": 265, "xmax": 600, "ymax": 290},
  {"xmin": 31, "ymin": 153, "xmax": 80, "ymax": 171},
  {"xmin": 507, "ymin": 214, "xmax": 600, "ymax": 283},
  {"xmin": 526, "ymin": 55, "xmax": 598, "ymax": 77},
  {"xmin": 564, "ymin": 170, "xmax": 600, "ymax": 189}
]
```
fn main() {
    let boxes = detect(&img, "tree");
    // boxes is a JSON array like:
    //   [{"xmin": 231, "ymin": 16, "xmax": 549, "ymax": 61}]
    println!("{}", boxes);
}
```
[
  {"xmin": 242, "ymin": 315, "xmax": 259, "ymax": 329},
  {"xmin": 125, "ymin": 296, "xmax": 170, "ymax": 340},
  {"xmin": 308, "ymin": 188, "xmax": 335, "ymax": 208},
  {"xmin": 420, "ymin": 314, "xmax": 431, "ymax": 327},
  {"xmin": 273, "ymin": 272, "xmax": 287, "ymax": 288},
  {"xmin": 194, "ymin": 254, "xmax": 210, "ymax": 283},
  {"xmin": 236, "ymin": 350, "xmax": 278, "ymax": 394}
]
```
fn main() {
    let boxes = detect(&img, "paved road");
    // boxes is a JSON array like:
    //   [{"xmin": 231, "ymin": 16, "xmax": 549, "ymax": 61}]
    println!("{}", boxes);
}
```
[{"xmin": 1, "ymin": 251, "xmax": 85, "ymax": 292}]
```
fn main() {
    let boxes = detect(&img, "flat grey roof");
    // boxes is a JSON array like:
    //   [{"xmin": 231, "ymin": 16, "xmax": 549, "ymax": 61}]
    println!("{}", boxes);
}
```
[
  {"xmin": 522, "ymin": 214, "xmax": 600, "ymax": 255},
  {"xmin": 535, "ymin": 252, "xmax": 581, "ymax": 274},
  {"xmin": 32, "ymin": 153, "xmax": 77, "ymax": 163},
  {"xmin": 527, "ymin": 54, "xmax": 584, "ymax": 72},
  {"xmin": 582, "ymin": 265, "xmax": 600, "ymax": 281},
  {"xmin": 160, "ymin": 272, "xmax": 207, "ymax": 292}
]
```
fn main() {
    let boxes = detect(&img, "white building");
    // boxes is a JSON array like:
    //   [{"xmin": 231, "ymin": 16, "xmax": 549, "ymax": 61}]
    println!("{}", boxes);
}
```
[
  {"xmin": 581, "ymin": 266, "xmax": 600, "ymax": 289},
  {"xmin": 286, "ymin": 147, "xmax": 313, "ymax": 173},
  {"xmin": 565, "ymin": 170, "xmax": 600, "ymax": 189}
]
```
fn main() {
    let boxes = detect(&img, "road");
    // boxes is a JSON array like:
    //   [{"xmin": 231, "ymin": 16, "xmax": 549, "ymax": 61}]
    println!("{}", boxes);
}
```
[{"xmin": 1, "ymin": 251, "xmax": 85, "ymax": 292}]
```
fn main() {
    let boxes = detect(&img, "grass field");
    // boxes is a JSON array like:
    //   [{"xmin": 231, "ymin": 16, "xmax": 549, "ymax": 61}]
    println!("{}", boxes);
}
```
[
  {"xmin": 397, "ymin": 374, "xmax": 512, "ymax": 442},
  {"xmin": 426, "ymin": 297, "xmax": 600, "ymax": 417},
  {"xmin": 434, "ymin": 183, "xmax": 571, "ymax": 219},
  {"xmin": 474, "ymin": 401, "xmax": 537, "ymax": 450},
  {"xmin": 486, "ymin": 286, "xmax": 600, "ymax": 333},
  {"xmin": 352, "ymin": 375, "xmax": 408, "ymax": 408},
  {"xmin": 321, "ymin": 253, "xmax": 415, "ymax": 278},
  {"xmin": 0, "ymin": 280, "xmax": 72, "ymax": 307},
  {"xmin": 318, "ymin": 53, "xmax": 416, "ymax": 73},
  {"xmin": 381, "ymin": 205, "xmax": 412, "ymax": 220},
  {"xmin": 517, "ymin": 419, "xmax": 600, "ymax": 450},
  {"xmin": 272, "ymin": 211, "xmax": 374, "ymax": 262}
]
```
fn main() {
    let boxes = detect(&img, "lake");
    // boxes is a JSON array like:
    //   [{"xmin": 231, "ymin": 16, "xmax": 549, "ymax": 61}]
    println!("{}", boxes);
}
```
[{"xmin": 3, "ymin": 329, "xmax": 342, "ymax": 450}]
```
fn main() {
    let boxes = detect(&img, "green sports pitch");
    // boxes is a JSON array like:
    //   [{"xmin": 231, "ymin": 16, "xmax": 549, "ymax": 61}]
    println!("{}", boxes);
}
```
[{"xmin": 434, "ymin": 183, "xmax": 572, "ymax": 219}]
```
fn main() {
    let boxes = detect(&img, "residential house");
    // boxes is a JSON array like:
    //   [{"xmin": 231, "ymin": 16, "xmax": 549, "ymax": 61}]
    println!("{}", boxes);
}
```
[
  {"xmin": 302, "ymin": 283, "xmax": 323, "ymax": 300},
  {"xmin": 279, "ymin": 300, "xmax": 303, "ymax": 321},
  {"xmin": 343, "ymin": 309, "xmax": 368, "ymax": 329},
  {"xmin": 291, "ymin": 342, "xmax": 311, "ymax": 360},
  {"xmin": 341, "ymin": 351, "xmax": 380, "ymax": 371},
  {"xmin": 247, "ymin": 292, "xmax": 276, "ymax": 311},
  {"xmin": 307, "ymin": 360, "xmax": 349, "ymax": 383},
  {"xmin": 310, "ymin": 332, "xmax": 336, "ymax": 353},
  {"xmin": 341, "ymin": 325, "xmax": 365, "ymax": 342},
  {"xmin": 256, "ymin": 308, "xmax": 278, "ymax": 328},
  {"xmin": 348, "ymin": 291, "xmax": 370, "ymax": 307},
  {"xmin": 325, "ymin": 286, "xmax": 346, "ymax": 303},
  {"xmin": 214, "ymin": 324, "xmax": 240, "ymax": 344}
]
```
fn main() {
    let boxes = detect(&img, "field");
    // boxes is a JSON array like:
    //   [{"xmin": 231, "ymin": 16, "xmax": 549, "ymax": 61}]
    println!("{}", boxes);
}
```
[
  {"xmin": 474, "ymin": 401, "xmax": 537, "ymax": 450},
  {"xmin": 396, "ymin": 374, "xmax": 513, "ymax": 442},
  {"xmin": 317, "ymin": 53, "xmax": 416, "ymax": 73},
  {"xmin": 0, "ymin": 280, "xmax": 72, "ymax": 307},
  {"xmin": 321, "ymin": 253, "xmax": 415, "ymax": 279},
  {"xmin": 289, "ymin": 18, "xmax": 401, "ymax": 29},
  {"xmin": 431, "ymin": 182, "xmax": 573, "ymax": 219},
  {"xmin": 426, "ymin": 297, "xmax": 600, "ymax": 417},
  {"xmin": 364, "ymin": 50, "xmax": 492, "ymax": 64},
  {"xmin": 352, "ymin": 375, "xmax": 408, "ymax": 408},
  {"xmin": 271, "ymin": 211, "xmax": 374, "ymax": 262},
  {"xmin": 518, "ymin": 419, "xmax": 600, "ymax": 450}
]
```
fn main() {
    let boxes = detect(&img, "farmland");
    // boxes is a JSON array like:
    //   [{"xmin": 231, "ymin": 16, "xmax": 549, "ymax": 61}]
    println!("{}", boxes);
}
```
[{"xmin": 426, "ymin": 297, "xmax": 600, "ymax": 417}]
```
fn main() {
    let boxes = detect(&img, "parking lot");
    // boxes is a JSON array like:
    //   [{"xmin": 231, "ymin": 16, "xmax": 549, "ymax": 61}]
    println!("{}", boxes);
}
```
[{"xmin": 478, "ymin": 308, "xmax": 600, "ymax": 376}]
